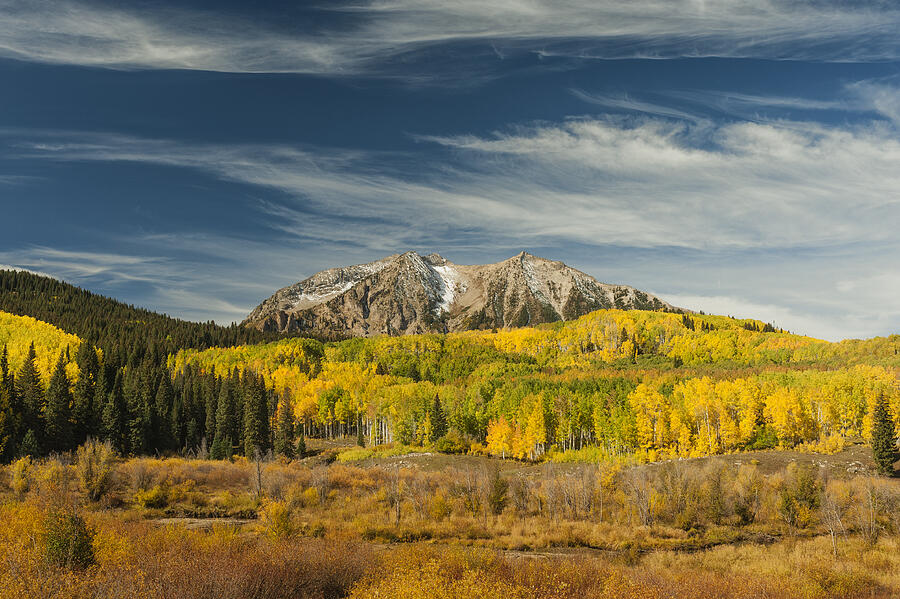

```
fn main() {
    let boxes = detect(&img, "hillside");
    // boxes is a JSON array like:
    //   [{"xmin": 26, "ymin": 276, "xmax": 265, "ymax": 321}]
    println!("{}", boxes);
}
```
[
  {"xmin": 0, "ymin": 269, "xmax": 282, "ymax": 357},
  {"xmin": 2, "ymin": 269, "xmax": 898, "ymax": 466},
  {"xmin": 177, "ymin": 308, "xmax": 900, "ymax": 462},
  {"xmin": 244, "ymin": 251, "xmax": 679, "ymax": 337},
  {"xmin": 0, "ymin": 311, "xmax": 81, "ymax": 383}
]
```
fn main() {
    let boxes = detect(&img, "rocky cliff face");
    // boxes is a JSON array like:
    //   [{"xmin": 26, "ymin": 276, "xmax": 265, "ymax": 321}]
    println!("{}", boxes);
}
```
[{"xmin": 243, "ymin": 251, "xmax": 679, "ymax": 337}]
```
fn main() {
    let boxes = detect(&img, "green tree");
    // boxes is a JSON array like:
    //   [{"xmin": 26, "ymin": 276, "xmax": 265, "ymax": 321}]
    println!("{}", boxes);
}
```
[
  {"xmin": 243, "ymin": 372, "xmax": 269, "ymax": 457},
  {"xmin": 871, "ymin": 392, "xmax": 897, "ymax": 476},
  {"xmin": 102, "ymin": 370, "xmax": 128, "ymax": 454},
  {"xmin": 16, "ymin": 343, "xmax": 45, "ymax": 454},
  {"xmin": 0, "ymin": 372, "xmax": 13, "ymax": 461},
  {"xmin": 45, "ymin": 352, "xmax": 74, "ymax": 452},
  {"xmin": 72, "ymin": 342, "xmax": 99, "ymax": 444},
  {"xmin": 0, "ymin": 345, "xmax": 15, "ymax": 460},
  {"xmin": 211, "ymin": 377, "xmax": 237, "ymax": 459},
  {"xmin": 429, "ymin": 394, "xmax": 447, "ymax": 443},
  {"xmin": 296, "ymin": 428, "xmax": 306, "ymax": 457},
  {"xmin": 153, "ymin": 376, "xmax": 174, "ymax": 450},
  {"xmin": 274, "ymin": 390, "xmax": 296, "ymax": 458}
]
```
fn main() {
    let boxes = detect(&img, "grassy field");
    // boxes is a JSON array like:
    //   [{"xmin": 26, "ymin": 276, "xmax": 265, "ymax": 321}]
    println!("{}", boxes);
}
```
[{"xmin": 1, "ymin": 440, "xmax": 899, "ymax": 598}]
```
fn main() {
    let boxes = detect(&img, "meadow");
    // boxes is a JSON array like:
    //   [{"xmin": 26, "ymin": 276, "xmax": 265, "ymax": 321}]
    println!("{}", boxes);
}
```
[{"xmin": 2, "ymin": 438, "xmax": 899, "ymax": 599}]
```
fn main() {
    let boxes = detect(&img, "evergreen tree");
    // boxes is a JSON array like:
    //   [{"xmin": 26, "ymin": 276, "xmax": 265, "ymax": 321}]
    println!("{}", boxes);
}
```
[
  {"xmin": 274, "ymin": 390, "xmax": 296, "ymax": 458},
  {"xmin": 0, "ymin": 373, "xmax": 13, "ymax": 461},
  {"xmin": 126, "ymin": 366, "xmax": 151, "ymax": 455},
  {"xmin": 0, "ymin": 345, "xmax": 14, "ymax": 460},
  {"xmin": 204, "ymin": 376, "xmax": 218, "ymax": 447},
  {"xmin": 45, "ymin": 351, "xmax": 74, "ymax": 453},
  {"xmin": 209, "ymin": 433, "xmax": 231, "ymax": 460},
  {"xmin": 296, "ymin": 429, "xmax": 306, "ymax": 458},
  {"xmin": 871, "ymin": 392, "xmax": 897, "ymax": 476},
  {"xmin": 19, "ymin": 428, "xmax": 39, "ymax": 457},
  {"xmin": 72, "ymin": 342, "xmax": 99, "ymax": 444},
  {"xmin": 154, "ymin": 376, "xmax": 174, "ymax": 450},
  {"xmin": 430, "ymin": 394, "xmax": 447, "ymax": 442},
  {"xmin": 16, "ymin": 343, "xmax": 45, "ymax": 454},
  {"xmin": 243, "ymin": 371, "xmax": 269, "ymax": 457},
  {"xmin": 211, "ymin": 377, "xmax": 240, "ymax": 459},
  {"xmin": 102, "ymin": 370, "xmax": 128, "ymax": 454},
  {"xmin": 169, "ymin": 393, "xmax": 184, "ymax": 451}
]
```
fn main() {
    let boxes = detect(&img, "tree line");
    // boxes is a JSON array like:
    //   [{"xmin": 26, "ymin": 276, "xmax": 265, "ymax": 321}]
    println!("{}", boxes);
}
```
[{"xmin": 0, "ymin": 341, "xmax": 305, "ymax": 462}]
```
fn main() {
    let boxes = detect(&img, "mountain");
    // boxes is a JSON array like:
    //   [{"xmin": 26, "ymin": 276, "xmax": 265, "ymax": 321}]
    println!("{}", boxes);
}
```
[{"xmin": 243, "ymin": 251, "xmax": 680, "ymax": 337}]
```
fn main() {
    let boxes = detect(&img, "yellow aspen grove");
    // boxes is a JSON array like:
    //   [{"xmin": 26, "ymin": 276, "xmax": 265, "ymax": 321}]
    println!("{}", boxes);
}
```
[
  {"xmin": 485, "ymin": 416, "xmax": 514, "ymax": 458},
  {"xmin": 629, "ymin": 383, "xmax": 669, "ymax": 452}
]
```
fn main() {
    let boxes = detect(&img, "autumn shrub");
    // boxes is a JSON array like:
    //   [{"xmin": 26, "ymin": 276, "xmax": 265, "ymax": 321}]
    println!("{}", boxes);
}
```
[
  {"xmin": 36, "ymin": 458, "xmax": 78, "ymax": 510},
  {"xmin": 337, "ymin": 447, "xmax": 375, "ymax": 462},
  {"xmin": 11, "ymin": 455, "xmax": 31, "ymax": 498},
  {"xmin": 76, "ymin": 438, "xmax": 117, "ymax": 502},
  {"xmin": 434, "ymin": 431, "xmax": 470, "ymax": 454},
  {"xmin": 135, "ymin": 484, "xmax": 168, "ymax": 509},
  {"xmin": 777, "ymin": 463, "xmax": 821, "ymax": 529},
  {"xmin": 428, "ymin": 491, "xmax": 453, "ymax": 521},
  {"xmin": 486, "ymin": 470, "xmax": 509, "ymax": 516},
  {"xmin": 42, "ymin": 510, "xmax": 96, "ymax": 569},
  {"xmin": 259, "ymin": 500, "xmax": 298, "ymax": 539}
]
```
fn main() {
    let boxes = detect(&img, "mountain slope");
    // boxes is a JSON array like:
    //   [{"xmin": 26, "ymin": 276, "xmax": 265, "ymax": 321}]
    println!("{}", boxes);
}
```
[
  {"xmin": 244, "ymin": 251, "xmax": 680, "ymax": 337},
  {"xmin": 0, "ymin": 269, "xmax": 282, "ymax": 356},
  {"xmin": 0, "ymin": 311, "xmax": 81, "ymax": 382}
]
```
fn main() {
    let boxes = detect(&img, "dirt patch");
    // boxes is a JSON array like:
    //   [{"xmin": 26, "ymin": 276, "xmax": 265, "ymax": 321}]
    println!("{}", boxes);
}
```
[{"xmin": 153, "ymin": 517, "xmax": 255, "ymax": 530}]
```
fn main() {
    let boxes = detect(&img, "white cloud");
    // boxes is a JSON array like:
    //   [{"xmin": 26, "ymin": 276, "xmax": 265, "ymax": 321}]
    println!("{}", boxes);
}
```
[
  {"xmin": 657, "ymin": 294, "xmax": 855, "ymax": 342},
  {"xmin": 7, "ymin": 108, "xmax": 900, "ymax": 338},
  {"xmin": 11, "ymin": 114, "xmax": 900, "ymax": 253},
  {"xmin": 2, "ymin": 0, "xmax": 900, "ymax": 76}
]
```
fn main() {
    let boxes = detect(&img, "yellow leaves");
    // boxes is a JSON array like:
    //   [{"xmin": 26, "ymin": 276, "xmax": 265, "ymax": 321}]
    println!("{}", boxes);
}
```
[
  {"xmin": 485, "ymin": 416, "xmax": 513, "ymax": 459},
  {"xmin": 0, "ymin": 310, "xmax": 81, "ymax": 384},
  {"xmin": 629, "ymin": 383, "xmax": 669, "ymax": 451},
  {"xmin": 764, "ymin": 387, "xmax": 816, "ymax": 446}
]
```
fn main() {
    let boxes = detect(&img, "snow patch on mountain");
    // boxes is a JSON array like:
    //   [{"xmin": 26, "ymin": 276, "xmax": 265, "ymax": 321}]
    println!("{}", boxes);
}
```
[{"xmin": 433, "ymin": 264, "xmax": 462, "ymax": 314}]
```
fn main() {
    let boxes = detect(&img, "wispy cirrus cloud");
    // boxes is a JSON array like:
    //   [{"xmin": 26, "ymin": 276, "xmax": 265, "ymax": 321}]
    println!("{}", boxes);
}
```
[
  {"xmin": 2, "ymin": 0, "xmax": 900, "ymax": 78},
  {"xmin": 9, "ymin": 109, "xmax": 900, "ymax": 253},
  {"xmin": 6, "ymin": 94, "xmax": 900, "ymax": 339}
]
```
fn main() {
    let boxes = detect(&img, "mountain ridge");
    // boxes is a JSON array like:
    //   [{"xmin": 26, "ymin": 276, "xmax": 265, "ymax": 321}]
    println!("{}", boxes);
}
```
[{"xmin": 243, "ymin": 251, "xmax": 681, "ymax": 338}]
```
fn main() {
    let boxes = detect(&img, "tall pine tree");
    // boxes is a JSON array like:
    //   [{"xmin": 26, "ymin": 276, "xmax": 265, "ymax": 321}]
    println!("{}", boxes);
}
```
[
  {"xmin": 274, "ymin": 389, "xmax": 296, "ymax": 458},
  {"xmin": 243, "ymin": 371, "xmax": 269, "ymax": 458},
  {"xmin": 429, "ymin": 394, "xmax": 447, "ymax": 443},
  {"xmin": 72, "ymin": 341, "xmax": 99, "ymax": 444},
  {"xmin": 211, "ymin": 377, "xmax": 237, "ymax": 460},
  {"xmin": 102, "ymin": 370, "xmax": 128, "ymax": 454},
  {"xmin": 0, "ymin": 364, "xmax": 13, "ymax": 461},
  {"xmin": 45, "ymin": 351, "xmax": 74, "ymax": 453},
  {"xmin": 871, "ymin": 392, "xmax": 897, "ymax": 476},
  {"xmin": 16, "ymin": 343, "xmax": 45, "ymax": 455},
  {"xmin": 154, "ymin": 376, "xmax": 174, "ymax": 451}
]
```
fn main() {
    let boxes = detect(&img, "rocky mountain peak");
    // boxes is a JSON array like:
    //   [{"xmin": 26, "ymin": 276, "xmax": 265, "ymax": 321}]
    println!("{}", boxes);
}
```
[{"xmin": 243, "ymin": 251, "xmax": 679, "ymax": 338}]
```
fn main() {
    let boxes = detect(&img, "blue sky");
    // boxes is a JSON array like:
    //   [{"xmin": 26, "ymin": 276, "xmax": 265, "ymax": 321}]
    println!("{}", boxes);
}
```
[{"xmin": 2, "ymin": 0, "xmax": 900, "ymax": 341}]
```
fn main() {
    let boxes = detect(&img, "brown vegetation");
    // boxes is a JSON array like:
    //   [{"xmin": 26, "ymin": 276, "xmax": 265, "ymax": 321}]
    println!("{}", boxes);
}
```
[{"xmin": 1, "ymin": 444, "xmax": 900, "ymax": 598}]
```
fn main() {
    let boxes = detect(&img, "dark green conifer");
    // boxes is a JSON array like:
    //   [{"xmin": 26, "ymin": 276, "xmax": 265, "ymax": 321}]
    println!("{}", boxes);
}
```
[
  {"xmin": 16, "ymin": 343, "xmax": 45, "ymax": 454},
  {"xmin": 72, "ymin": 342, "xmax": 99, "ymax": 444},
  {"xmin": 19, "ymin": 428, "xmax": 39, "ymax": 457},
  {"xmin": 871, "ymin": 392, "xmax": 897, "ymax": 476},
  {"xmin": 45, "ymin": 352, "xmax": 74, "ymax": 452},
  {"xmin": 0, "ymin": 373, "xmax": 13, "ymax": 461},
  {"xmin": 296, "ymin": 429, "xmax": 306, "ymax": 458},
  {"xmin": 243, "ymin": 372, "xmax": 269, "ymax": 457},
  {"xmin": 429, "ymin": 394, "xmax": 447, "ymax": 442},
  {"xmin": 102, "ymin": 370, "xmax": 128, "ymax": 454},
  {"xmin": 274, "ymin": 390, "xmax": 296, "ymax": 458},
  {"xmin": 154, "ymin": 376, "xmax": 174, "ymax": 450}
]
